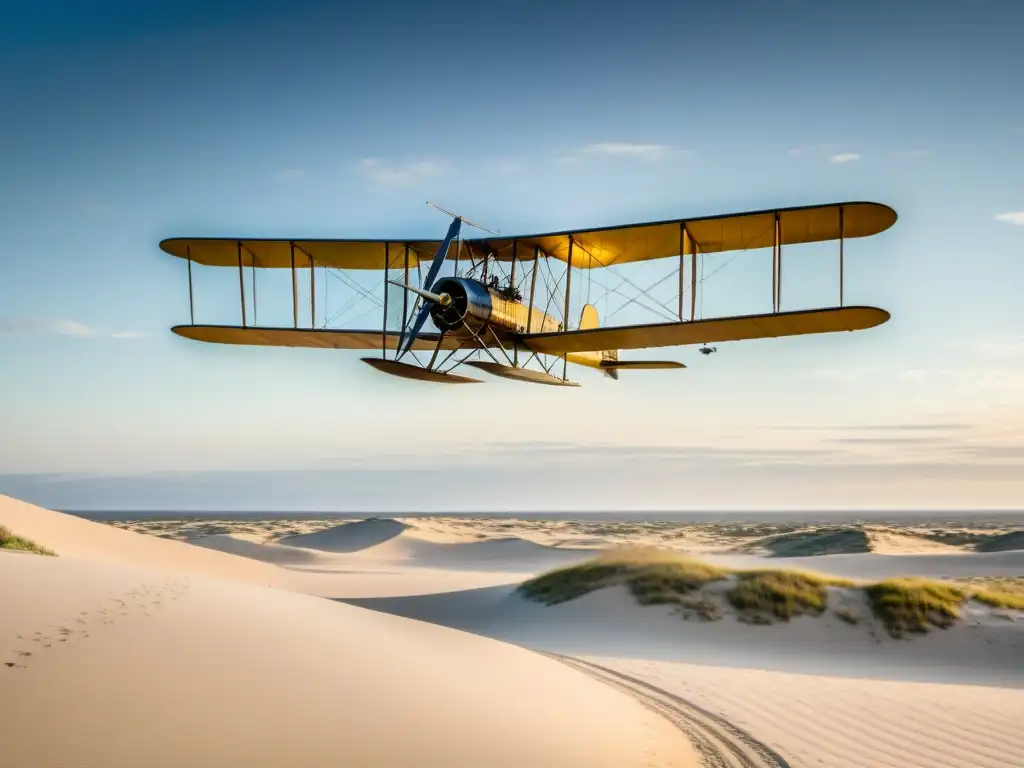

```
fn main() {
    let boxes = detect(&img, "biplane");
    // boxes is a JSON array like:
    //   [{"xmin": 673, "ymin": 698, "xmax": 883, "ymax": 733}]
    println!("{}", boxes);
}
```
[{"xmin": 159, "ymin": 200, "xmax": 896, "ymax": 386}]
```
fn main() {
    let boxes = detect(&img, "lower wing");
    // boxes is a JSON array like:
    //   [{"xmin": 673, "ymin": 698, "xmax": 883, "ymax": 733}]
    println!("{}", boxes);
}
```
[
  {"xmin": 522, "ymin": 306, "xmax": 889, "ymax": 355},
  {"xmin": 171, "ymin": 325, "xmax": 470, "ymax": 351}
]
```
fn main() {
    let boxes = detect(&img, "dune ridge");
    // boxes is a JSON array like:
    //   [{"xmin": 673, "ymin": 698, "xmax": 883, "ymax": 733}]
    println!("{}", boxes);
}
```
[{"xmin": 105, "ymin": 513, "xmax": 1024, "ymax": 558}]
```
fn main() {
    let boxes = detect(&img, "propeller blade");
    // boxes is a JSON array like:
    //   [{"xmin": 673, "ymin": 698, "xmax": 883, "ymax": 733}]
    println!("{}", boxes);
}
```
[
  {"xmin": 398, "ymin": 303, "xmax": 434, "ymax": 361},
  {"xmin": 422, "ymin": 216, "xmax": 461, "ymax": 291},
  {"xmin": 397, "ymin": 216, "xmax": 461, "ymax": 360}
]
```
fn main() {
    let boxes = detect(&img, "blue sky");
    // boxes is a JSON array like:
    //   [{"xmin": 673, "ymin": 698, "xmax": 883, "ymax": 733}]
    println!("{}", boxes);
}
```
[{"xmin": 2, "ymin": 0, "xmax": 1023, "ymax": 511}]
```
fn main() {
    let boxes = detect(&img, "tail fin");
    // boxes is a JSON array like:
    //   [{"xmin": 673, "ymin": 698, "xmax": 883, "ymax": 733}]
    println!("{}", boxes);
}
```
[
  {"xmin": 579, "ymin": 303, "xmax": 600, "ymax": 331},
  {"xmin": 578, "ymin": 305, "xmax": 620, "ymax": 379}
]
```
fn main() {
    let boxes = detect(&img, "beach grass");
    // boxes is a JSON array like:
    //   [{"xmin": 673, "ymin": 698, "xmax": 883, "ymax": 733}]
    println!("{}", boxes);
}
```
[
  {"xmin": 727, "ymin": 569, "xmax": 855, "ymax": 621},
  {"xmin": 518, "ymin": 550, "xmax": 1024, "ymax": 636},
  {"xmin": 0, "ymin": 525, "xmax": 55, "ymax": 556}
]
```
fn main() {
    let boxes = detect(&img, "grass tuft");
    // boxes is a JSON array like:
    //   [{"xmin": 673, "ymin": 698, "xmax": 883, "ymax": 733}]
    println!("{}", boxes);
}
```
[
  {"xmin": 970, "ymin": 589, "xmax": 1024, "ymax": 611},
  {"xmin": 0, "ymin": 525, "xmax": 55, "ymax": 556},
  {"xmin": 727, "ymin": 569, "xmax": 853, "ymax": 621},
  {"xmin": 865, "ymin": 578, "xmax": 964, "ymax": 637},
  {"xmin": 517, "ymin": 547, "xmax": 728, "ymax": 606}
]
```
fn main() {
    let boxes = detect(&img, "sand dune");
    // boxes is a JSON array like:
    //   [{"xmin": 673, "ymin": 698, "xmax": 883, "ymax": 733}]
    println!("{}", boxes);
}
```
[
  {"xmin": 190, "ymin": 532, "xmax": 336, "ymax": 567},
  {"xmin": 0, "ymin": 495, "xmax": 287, "ymax": 587},
  {"xmin": 340, "ymin": 582, "xmax": 1024, "ymax": 687},
  {"xmin": 1, "ymin": 551, "xmax": 698, "ymax": 767},
  {"xmin": 279, "ymin": 518, "xmax": 593, "ymax": 572},
  {"xmin": 704, "ymin": 548, "xmax": 1024, "ymax": 580},
  {"xmin": 978, "ymin": 530, "xmax": 1024, "ymax": 552},
  {"xmin": 279, "ymin": 517, "xmax": 413, "ymax": 552}
]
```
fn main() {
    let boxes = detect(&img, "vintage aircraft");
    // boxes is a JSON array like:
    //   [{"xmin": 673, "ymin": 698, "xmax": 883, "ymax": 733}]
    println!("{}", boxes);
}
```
[{"xmin": 159, "ymin": 200, "xmax": 896, "ymax": 386}]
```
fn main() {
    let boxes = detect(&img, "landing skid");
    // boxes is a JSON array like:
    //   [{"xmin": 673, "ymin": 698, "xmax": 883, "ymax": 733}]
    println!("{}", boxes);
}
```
[
  {"xmin": 361, "ymin": 358, "xmax": 483, "ymax": 384},
  {"xmin": 465, "ymin": 361, "xmax": 580, "ymax": 387}
]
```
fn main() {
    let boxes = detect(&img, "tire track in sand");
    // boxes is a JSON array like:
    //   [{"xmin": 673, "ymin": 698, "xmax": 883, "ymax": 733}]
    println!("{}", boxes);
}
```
[{"xmin": 544, "ymin": 654, "xmax": 791, "ymax": 768}]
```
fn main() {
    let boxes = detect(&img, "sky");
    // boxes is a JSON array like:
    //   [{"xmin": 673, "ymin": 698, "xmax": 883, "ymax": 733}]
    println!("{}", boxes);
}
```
[{"xmin": 1, "ymin": 0, "xmax": 1023, "ymax": 511}]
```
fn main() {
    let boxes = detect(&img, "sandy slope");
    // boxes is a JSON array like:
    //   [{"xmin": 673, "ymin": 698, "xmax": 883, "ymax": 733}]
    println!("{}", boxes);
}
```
[
  {"xmin": 0, "ymin": 495, "xmax": 287, "ymax": 587},
  {"xmin": 574, "ymin": 656, "xmax": 1024, "ymax": 768},
  {"xmin": 7, "ymin": 498, "xmax": 1024, "ymax": 767},
  {"xmin": 0, "ymin": 551, "xmax": 697, "ymax": 768}
]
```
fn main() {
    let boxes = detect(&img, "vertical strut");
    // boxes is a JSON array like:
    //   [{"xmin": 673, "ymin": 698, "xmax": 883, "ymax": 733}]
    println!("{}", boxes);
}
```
[
  {"xmin": 775, "ymin": 212, "xmax": 782, "ymax": 311},
  {"xmin": 563, "ymin": 238, "xmax": 574, "ymax": 330},
  {"xmin": 382, "ymin": 243, "xmax": 390, "ymax": 359},
  {"xmin": 251, "ymin": 253, "xmax": 257, "ymax": 325},
  {"xmin": 309, "ymin": 252, "xmax": 316, "ymax": 328},
  {"xmin": 678, "ymin": 223, "xmax": 688, "ymax": 321},
  {"xmin": 839, "ymin": 205, "xmax": 845, "ymax": 307},
  {"xmin": 186, "ymin": 245, "xmax": 195, "ymax": 325},
  {"xmin": 402, "ymin": 244, "xmax": 410, "ymax": 335},
  {"xmin": 510, "ymin": 240, "xmax": 518, "ymax": 366},
  {"xmin": 527, "ymin": 247, "xmax": 539, "ymax": 332},
  {"xmin": 236, "ymin": 241, "xmax": 247, "ymax": 327},
  {"xmin": 509, "ymin": 240, "xmax": 518, "ymax": 290},
  {"xmin": 290, "ymin": 242, "xmax": 298, "ymax": 328},
  {"xmin": 563, "ymin": 237, "xmax": 574, "ymax": 380},
  {"xmin": 772, "ymin": 213, "xmax": 779, "ymax": 312},
  {"xmin": 690, "ymin": 239, "xmax": 699, "ymax": 322}
]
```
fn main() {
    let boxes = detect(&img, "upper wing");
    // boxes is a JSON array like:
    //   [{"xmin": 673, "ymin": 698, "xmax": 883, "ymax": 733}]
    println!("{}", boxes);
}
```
[
  {"xmin": 159, "ymin": 237, "xmax": 491, "ymax": 270},
  {"xmin": 172, "ymin": 326, "xmax": 470, "ymax": 350},
  {"xmin": 481, "ymin": 201, "xmax": 896, "ymax": 269},
  {"xmin": 160, "ymin": 201, "xmax": 895, "ymax": 271},
  {"xmin": 522, "ymin": 306, "xmax": 889, "ymax": 355}
]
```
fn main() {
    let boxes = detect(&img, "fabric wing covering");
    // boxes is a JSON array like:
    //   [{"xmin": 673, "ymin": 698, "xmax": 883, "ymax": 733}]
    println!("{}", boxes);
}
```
[
  {"xmin": 171, "ymin": 326, "xmax": 470, "ymax": 350},
  {"xmin": 523, "ymin": 307, "xmax": 890, "ymax": 355},
  {"xmin": 159, "ymin": 201, "xmax": 896, "ymax": 271}
]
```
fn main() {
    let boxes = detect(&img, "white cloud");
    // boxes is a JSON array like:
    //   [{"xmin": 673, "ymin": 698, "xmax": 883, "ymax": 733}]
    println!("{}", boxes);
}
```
[
  {"xmin": 787, "ymin": 143, "xmax": 842, "ymax": 156},
  {"xmin": 0, "ymin": 317, "xmax": 95, "ymax": 337},
  {"xmin": 0, "ymin": 317, "xmax": 147, "ymax": 339},
  {"xmin": 829, "ymin": 152, "xmax": 861, "ymax": 163},
  {"xmin": 276, "ymin": 168, "xmax": 306, "ymax": 180},
  {"xmin": 579, "ymin": 142, "xmax": 672, "ymax": 160},
  {"xmin": 994, "ymin": 212, "xmax": 1024, "ymax": 226},
  {"xmin": 359, "ymin": 157, "xmax": 447, "ymax": 186}
]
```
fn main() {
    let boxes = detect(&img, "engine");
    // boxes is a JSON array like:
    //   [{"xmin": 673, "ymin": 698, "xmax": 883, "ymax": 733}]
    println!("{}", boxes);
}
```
[{"xmin": 428, "ymin": 277, "xmax": 493, "ymax": 334}]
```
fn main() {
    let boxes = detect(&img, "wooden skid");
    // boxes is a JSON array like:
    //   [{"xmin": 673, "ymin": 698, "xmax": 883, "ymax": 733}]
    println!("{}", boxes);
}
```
[{"xmin": 360, "ymin": 358, "xmax": 482, "ymax": 384}]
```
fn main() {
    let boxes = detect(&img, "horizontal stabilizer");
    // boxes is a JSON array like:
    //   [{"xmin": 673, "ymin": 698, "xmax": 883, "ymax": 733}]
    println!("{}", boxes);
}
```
[
  {"xmin": 599, "ymin": 360, "xmax": 686, "ymax": 370},
  {"xmin": 465, "ymin": 361, "xmax": 580, "ymax": 387},
  {"xmin": 524, "ymin": 306, "xmax": 889, "ymax": 355}
]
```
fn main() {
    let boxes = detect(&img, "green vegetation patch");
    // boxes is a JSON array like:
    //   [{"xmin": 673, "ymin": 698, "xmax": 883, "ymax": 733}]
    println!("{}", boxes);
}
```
[
  {"xmin": 727, "ymin": 569, "xmax": 855, "ymax": 621},
  {"xmin": 517, "ymin": 548, "xmax": 728, "ymax": 606},
  {"xmin": 0, "ymin": 525, "xmax": 55, "ymax": 556},
  {"xmin": 519, "ymin": 552, "xmax": 1024, "ymax": 637},
  {"xmin": 865, "ymin": 578, "xmax": 964, "ymax": 637},
  {"xmin": 970, "ymin": 589, "xmax": 1024, "ymax": 611}
]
